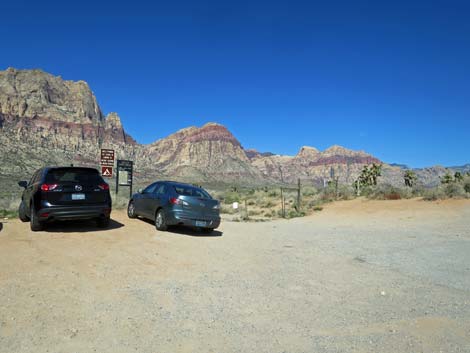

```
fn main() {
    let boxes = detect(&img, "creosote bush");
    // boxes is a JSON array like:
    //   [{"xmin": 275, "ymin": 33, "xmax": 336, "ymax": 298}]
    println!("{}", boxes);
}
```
[
  {"xmin": 223, "ymin": 191, "xmax": 240, "ymax": 204},
  {"xmin": 368, "ymin": 184, "xmax": 412, "ymax": 200}
]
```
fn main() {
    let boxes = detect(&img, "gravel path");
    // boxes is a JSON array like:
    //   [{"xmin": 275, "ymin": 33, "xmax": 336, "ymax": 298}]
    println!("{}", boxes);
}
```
[{"xmin": 0, "ymin": 198, "xmax": 469, "ymax": 353}]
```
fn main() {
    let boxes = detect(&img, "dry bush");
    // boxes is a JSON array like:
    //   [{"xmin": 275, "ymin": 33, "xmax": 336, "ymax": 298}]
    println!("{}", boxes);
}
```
[
  {"xmin": 442, "ymin": 183, "xmax": 467, "ymax": 198},
  {"xmin": 368, "ymin": 184, "xmax": 412, "ymax": 200},
  {"xmin": 422, "ymin": 187, "xmax": 446, "ymax": 201}
]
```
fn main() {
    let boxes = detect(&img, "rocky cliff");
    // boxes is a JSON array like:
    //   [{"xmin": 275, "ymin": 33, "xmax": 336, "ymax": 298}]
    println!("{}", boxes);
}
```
[
  {"xmin": 0, "ymin": 67, "xmax": 452, "ymax": 189},
  {"xmin": 249, "ymin": 145, "xmax": 382, "ymax": 185}
]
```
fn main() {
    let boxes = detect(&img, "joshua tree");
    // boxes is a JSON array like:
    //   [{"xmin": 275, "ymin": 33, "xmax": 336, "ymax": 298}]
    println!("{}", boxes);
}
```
[
  {"xmin": 454, "ymin": 171, "xmax": 464, "ymax": 182},
  {"xmin": 404, "ymin": 170, "xmax": 417, "ymax": 187},
  {"xmin": 370, "ymin": 163, "xmax": 382, "ymax": 186},
  {"xmin": 354, "ymin": 163, "xmax": 383, "ymax": 195}
]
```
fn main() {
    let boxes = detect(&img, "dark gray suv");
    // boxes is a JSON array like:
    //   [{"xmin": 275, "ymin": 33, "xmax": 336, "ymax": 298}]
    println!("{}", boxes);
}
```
[
  {"xmin": 18, "ymin": 166, "xmax": 112, "ymax": 231},
  {"xmin": 127, "ymin": 181, "xmax": 220, "ymax": 233}
]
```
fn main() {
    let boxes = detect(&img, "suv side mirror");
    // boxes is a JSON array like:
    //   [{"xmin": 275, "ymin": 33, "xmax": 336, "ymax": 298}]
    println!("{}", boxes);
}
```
[
  {"xmin": 138, "ymin": 188, "xmax": 143, "ymax": 194},
  {"xmin": 18, "ymin": 181, "xmax": 27, "ymax": 188}
]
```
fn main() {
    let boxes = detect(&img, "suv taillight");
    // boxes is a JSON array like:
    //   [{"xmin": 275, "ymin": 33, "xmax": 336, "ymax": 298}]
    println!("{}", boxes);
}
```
[
  {"xmin": 98, "ymin": 183, "xmax": 109, "ymax": 191},
  {"xmin": 41, "ymin": 184, "xmax": 58, "ymax": 191}
]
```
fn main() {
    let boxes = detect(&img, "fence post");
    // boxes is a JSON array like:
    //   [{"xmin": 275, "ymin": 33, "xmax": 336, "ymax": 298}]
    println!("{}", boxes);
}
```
[
  {"xmin": 280, "ymin": 187, "xmax": 285, "ymax": 218},
  {"xmin": 335, "ymin": 176, "xmax": 339, "ymax": 200},
  {"xmin": 297, "ymin": 178, "xmax": 301, "ymax": 211},
  {"xmin": 245, "ymin": 199, "xmax": 249, "ymax": 220}
]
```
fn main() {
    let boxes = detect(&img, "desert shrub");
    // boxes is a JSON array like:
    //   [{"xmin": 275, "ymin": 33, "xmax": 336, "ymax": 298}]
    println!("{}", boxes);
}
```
[
  {"xmin": 223, "ymin": 191, "xmax": 240, "ymax": 204},
  {"xmin": 0, "ymin": 196, "xmax": 21, "ymax": 212},
  {"xmin": 258, "ymin": 199, "xmax": 276, "ymax": 208},
  {"xmin": 443, "ymin": 183, "xmax": 467, "ymax": 198},
  {"xmin": 411, "ymin": 185, "xmax": 426, "ymax": 197},
  {"xmin": 313, "ymin": 206, "xmax": 323, "ymax": 212},
  {"xmin": 464, "ymin": 177, "xmax": 470, "ymax": 194},
  {"xmin": 248, "ymin": 209, "xmax": 261, "ymax": 216},
  {"xmin": 318, "ymin": 188, "xmax": 336, "ymax": 202},
  {"xmin": 368, "ymin": 184, "xmax": 411, "ymax": 200},
  {"xmin": 0, "ymin": 209, "xmax": 18, "ymax": 218},
  {"xmin": 220, "ymin": 205, "xmax": 237, "ymax": 214},
  {"xmin": 287, "ymin": 209, "xmax": 305, "ymax": 218},
  {"xmin": 302, "ymin": 186, "xmax": 317, "ymax": 197},
  {"xmin": 422, "ymin": 188, "xmax": 446, "ymax": 201},
  {"xmin": 337, "ymin": 185, "xmax": 355, "ymax": 200},
  {"xmin": 247, "ymin": 200, "xmax": 255, "ymax": 206},
  {"xmin": 268, "ymin": 190, "xmax": 279, "ymax": 197}
]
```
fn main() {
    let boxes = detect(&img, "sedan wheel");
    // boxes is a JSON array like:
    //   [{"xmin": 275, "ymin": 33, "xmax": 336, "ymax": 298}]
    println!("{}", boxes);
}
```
[
  {"xmin": 155, "ymin": 210, "xmax": 168, "ymax": 231},
  {"xmin": 127, "ymin": 201, "xmax": 137, "ymax": 218}
]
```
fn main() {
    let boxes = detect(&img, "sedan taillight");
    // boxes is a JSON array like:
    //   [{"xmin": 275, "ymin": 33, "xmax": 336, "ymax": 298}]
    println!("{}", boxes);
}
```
[{"xmin": 169, "ymin": 197, "xmax": 188, "ymax": 206}]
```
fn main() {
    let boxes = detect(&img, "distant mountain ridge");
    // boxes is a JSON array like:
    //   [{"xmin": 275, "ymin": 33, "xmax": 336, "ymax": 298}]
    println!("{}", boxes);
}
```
[{"xmin": 0, "ymin": 68, "xmax": 464, "ymax": 187}]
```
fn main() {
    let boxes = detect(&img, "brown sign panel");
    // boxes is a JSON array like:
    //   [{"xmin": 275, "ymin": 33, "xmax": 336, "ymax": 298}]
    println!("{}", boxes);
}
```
[
  {"xmin": 100, "ymin": 149, "xmax": 115, "ymax": 166},
  {"xmin": 101, "ymin": 166, "xmax": 113, "ymax": 178}
]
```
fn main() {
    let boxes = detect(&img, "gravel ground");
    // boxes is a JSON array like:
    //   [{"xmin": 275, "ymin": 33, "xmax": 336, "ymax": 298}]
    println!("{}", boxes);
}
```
[{"xmin": 0, "ymin": 198, "xmax": 469, "ymax": 353}]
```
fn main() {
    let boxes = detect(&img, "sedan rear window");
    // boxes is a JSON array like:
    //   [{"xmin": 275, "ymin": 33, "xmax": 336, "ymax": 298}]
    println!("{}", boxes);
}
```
[
  {"xmin": 45, "ymin": 168, "xmax": 103, "ymax": 184},
  {"xmin": 174, "ymin": 185, "xmax": 212, "ymax": 199}
]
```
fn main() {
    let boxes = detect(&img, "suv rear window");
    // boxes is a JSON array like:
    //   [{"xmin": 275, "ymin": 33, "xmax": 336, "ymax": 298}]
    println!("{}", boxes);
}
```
[
  {"xmin": 45, "ymin": 168, "xmax": 103, "ymax": 184},
  {"xmin": 173, "ymin": 185, "xmax": 212, "ymax": 199}
]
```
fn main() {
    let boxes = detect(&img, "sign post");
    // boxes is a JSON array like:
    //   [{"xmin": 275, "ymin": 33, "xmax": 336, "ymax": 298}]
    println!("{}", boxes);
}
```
[
  {"xmin": 100, "ymin": 149, "xmax": 115, "ymax": 179},
  {"xmin": 116, "ymin": 160, "xmax": 134, "ymax": 198}
]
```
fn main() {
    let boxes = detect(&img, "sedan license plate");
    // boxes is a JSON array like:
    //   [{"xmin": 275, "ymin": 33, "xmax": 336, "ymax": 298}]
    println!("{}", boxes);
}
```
[
  {"xmin": 71, "ymin": 193, "xmax": 85, "ymax": 200},
  {"xmin": 195, "ymin": 220, "xmax": 207, "ymax": 227}
]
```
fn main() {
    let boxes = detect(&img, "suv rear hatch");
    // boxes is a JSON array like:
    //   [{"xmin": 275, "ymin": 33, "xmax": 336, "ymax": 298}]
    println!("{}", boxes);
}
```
[{"xmin": 43, "ymin": 167, "xmax": 109, "ymax": 206}]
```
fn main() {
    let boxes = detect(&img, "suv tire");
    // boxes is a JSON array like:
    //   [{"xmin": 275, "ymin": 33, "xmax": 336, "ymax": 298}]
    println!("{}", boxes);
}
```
[
  {"xmin": 30, "ymin": 205, "xmax": 44, "ymax": 232},
  {"xmin": 18, "ymin": 201, "xmax": 29, "ymax": 222}
]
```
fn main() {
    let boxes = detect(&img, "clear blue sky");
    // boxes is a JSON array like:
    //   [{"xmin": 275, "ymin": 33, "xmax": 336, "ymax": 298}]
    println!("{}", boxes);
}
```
[{"xmin": 1, "ymin": 0, "xmax": 469, "ymax": 167}]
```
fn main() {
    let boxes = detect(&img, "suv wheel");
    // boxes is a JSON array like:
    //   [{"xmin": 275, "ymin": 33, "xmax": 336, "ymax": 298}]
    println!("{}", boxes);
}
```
[
  {"xmin": 155, "ymin": 209, "xmax": 168, "ymax": 231},
  {"xmin": 127, "ymin": 201, "xmax": 137, "ymax": 218},
  {"xmin": 30, "ymin": 205, "xmax": 44, "ymax": 232},
  {"xmin": 18, "ymin": 201, "xmax": 29, "ymax": 222}
]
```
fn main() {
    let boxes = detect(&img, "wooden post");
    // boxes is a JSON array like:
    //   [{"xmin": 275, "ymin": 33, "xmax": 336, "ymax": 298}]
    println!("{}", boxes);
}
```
[
  {"xmin": 297, "ymin": 178, "xmax": 301, "ymax": 211},
  {"xmin": 245, "ymin": 199, "xmax": 249, "ymax": 220},
  {"xmin": 335, "ymin": 176, "xmax": 339, "ymax": 200},
  {"xmin": 280, "ymin": 187, "xmax": 285, "ymax": 218}
]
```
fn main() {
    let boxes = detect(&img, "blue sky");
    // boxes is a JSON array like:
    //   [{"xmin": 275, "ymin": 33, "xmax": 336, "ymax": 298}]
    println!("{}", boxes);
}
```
[{"xmin": 1, "ymin": 0, "xmax": 469, "ymax": 167}]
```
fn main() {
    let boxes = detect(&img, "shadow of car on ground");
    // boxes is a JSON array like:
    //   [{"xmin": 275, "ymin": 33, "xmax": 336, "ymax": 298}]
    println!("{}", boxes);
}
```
[
  {"xmin": 138, "ymin": 218, "xmax": 223, "ymax": 237},
  {"xmin": 40, "ymin": 218, "xmax": 124, "ymax": 233}
]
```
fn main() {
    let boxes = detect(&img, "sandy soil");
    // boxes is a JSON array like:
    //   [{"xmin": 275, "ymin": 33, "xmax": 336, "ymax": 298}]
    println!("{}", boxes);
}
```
[{"xmin": 0, "ymin": 198, "xmax": 469, "ymax": 353}]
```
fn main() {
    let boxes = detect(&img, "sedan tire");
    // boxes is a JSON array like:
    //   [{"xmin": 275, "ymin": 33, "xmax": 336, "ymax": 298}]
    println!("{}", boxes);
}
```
[
  {"xmin": 155, "ymin": 209, "xmax": 168, "ymax": 231},
  {"xmin": 127, "ymin": 200, "xmax": 137, "ymax": 219}
]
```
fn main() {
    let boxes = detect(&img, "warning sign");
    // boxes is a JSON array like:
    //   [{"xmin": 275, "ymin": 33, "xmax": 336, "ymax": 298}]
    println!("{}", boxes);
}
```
[
  {"xmin": 101, "ymin": 166, "xmax": 113, "ymax": 178},
  {"xmin": 100, "ymin": 149, "xmax": 115, "ymax": 167}
]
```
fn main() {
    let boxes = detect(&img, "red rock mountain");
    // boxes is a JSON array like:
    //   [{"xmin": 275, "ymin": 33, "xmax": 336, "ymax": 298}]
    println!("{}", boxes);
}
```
[{"xmin": 0, "ymin": 68, "xmax": 397, "ymax": 186}]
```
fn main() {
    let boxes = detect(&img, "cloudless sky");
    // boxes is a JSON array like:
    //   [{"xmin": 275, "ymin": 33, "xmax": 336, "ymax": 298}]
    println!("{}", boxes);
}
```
[{"xmin": 1, "ymin": 0, "xmax": 469, "ymax": 167}]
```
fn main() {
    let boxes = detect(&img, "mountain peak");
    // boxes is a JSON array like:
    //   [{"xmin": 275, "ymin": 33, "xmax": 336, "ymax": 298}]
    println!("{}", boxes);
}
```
[
  {"xmin": 297, "ymin": 146, "xmax": 320, "ymax": 158},
  {"xmin": 324, "ymin": 145, "xmax": 350, "ymax": 154},
  {"xmin": 0, "ymin": 67, "xmax": 103, "ymax": 124},
  {"xmin": 105, "ymin": 112, "xmax": 122, "ymax": 128}
]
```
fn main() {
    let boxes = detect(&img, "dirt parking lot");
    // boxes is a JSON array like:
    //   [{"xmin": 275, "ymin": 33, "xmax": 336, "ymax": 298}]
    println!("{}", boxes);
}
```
[{"xmin": 0, "ymin": 198, "xmax": 469, "ymax": 353}]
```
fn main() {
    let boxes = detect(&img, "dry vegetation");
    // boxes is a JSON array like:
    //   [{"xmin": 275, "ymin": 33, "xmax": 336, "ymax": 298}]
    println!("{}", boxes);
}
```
[{"xmin": 2, "ymin": 175, "xmax": 470, "ymax": 221}]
